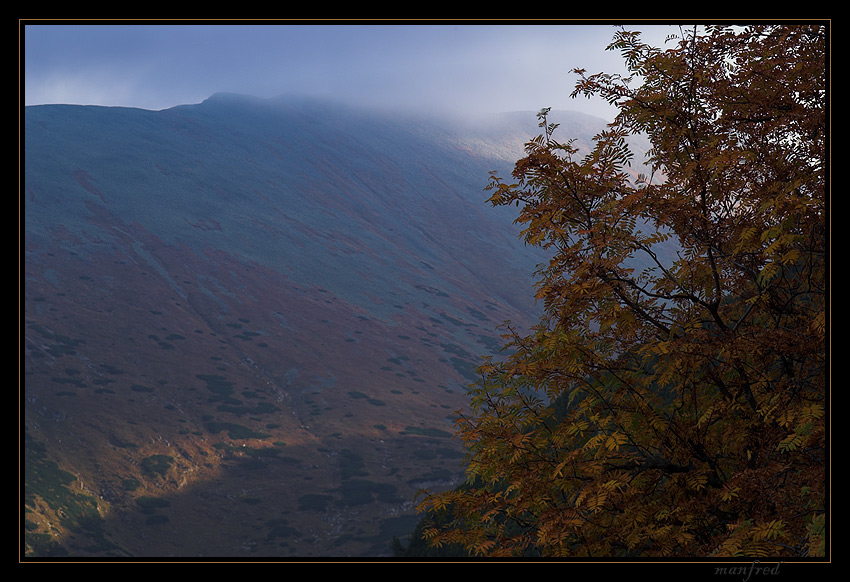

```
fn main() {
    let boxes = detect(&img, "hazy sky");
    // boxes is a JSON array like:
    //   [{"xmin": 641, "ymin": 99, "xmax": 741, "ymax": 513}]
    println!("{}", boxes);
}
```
[{"xmin": 23, "ymin": 22, "xmax": 680, "ymax": 122}]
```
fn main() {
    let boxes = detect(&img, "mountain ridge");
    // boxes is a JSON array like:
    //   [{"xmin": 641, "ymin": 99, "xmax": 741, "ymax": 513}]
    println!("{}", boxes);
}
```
[{"xmin": 23, "ymin": 94, "xmax": 611, "ymax": 558}]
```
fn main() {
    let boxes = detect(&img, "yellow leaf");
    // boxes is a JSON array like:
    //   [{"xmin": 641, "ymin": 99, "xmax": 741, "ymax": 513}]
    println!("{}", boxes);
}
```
[
  {"xmin": 604, "ymin": 431, "xmax": 628, "ymax": 451},
  {"xmin": 777, "ymin": 433, "xmax": 804, "ymax": 452},
  {"xmin": 685, "ymin": 472, "xmax": 708, "ymax": 491},
  {"xmin": 720, "ymin": 486, "xmax": 740, "ymax": 502}
]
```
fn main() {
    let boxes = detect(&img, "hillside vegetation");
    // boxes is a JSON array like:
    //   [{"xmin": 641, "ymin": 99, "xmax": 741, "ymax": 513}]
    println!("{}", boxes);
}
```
[{"xmin": 23, "ymin": 94, "xmax": 610, "ymax": 558}]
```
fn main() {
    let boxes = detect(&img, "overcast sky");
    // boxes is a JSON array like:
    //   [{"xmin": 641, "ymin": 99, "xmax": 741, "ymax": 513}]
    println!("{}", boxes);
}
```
[{"xmin": 23, "ymin": 22, "xmax": 680, "ymax": 122}]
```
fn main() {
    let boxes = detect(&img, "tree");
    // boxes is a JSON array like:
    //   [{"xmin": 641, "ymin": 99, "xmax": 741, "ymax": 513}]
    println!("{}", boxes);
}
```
[{"xmin": 417, "ymin": 24, "xmax": 826, "ymax": 558}]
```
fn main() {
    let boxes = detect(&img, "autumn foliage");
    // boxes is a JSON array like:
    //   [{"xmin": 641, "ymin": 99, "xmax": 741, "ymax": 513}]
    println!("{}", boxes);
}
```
[{"xmin": 417, "ymin": 25, "xmax": 827, "ymax": 558}]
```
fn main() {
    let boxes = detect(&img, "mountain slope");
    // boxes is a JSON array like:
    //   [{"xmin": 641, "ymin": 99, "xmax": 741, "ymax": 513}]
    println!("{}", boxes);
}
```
[{"xmin": 23, "ymin": 94, "xmax": 610, "ymax": 558}]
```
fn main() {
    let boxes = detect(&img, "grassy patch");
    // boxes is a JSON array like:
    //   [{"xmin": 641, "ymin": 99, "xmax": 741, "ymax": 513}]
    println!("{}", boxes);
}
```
[
  {"xmin": 216, "ymin": 401, "xmax": 280, "ymax": 417},
  {"xmin": 402, "ymin": 426, "xmax": 454, "ymax": 438},
  {"xmin": 340, "ymin": 449, "xmax": 368, "ymax": 480},
  {"xmin": 196, "ymin": 373, "xmax": 235, "ymax": 401},
  {"xmin": 135, "ymin": 496, "xmax": 171, "ymax": 514},
  {"xmin": 27, "ymin": 323, "xmax": 86, "ymax": 357},
  {"xmin": 205, "ymin": 421, "xmax": 269, "ymax": 440},
  {"xmin": 337, "ymin": 480, "xmax": 401, "ymax": 506},
  {"xmin": 297, "ymin": 493, "xmax": 333, "ymax": 511},
  {"xmin": 51, "ymin": 376, "xmax": 86, "ymax": 387},
  {"xmin": 237, "ymin": 458, "xmax": 268, "ymax": 470},
  {"xmin": 24, "ymin": 429, "xmax": 111, "ymax": 556},
  {"xmin": 264, "ymin": 518, "xmax": 300, "ymax": 540},
  {"xmin": 140, "ymin": 454, "xmax": 173, "ymax": 477}
]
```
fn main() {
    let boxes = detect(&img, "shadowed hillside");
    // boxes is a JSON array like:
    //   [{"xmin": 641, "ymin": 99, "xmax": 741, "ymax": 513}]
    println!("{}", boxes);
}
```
[{"xmin": 23, "ymin": 94, "xmax": 611, "ymax": 558}]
